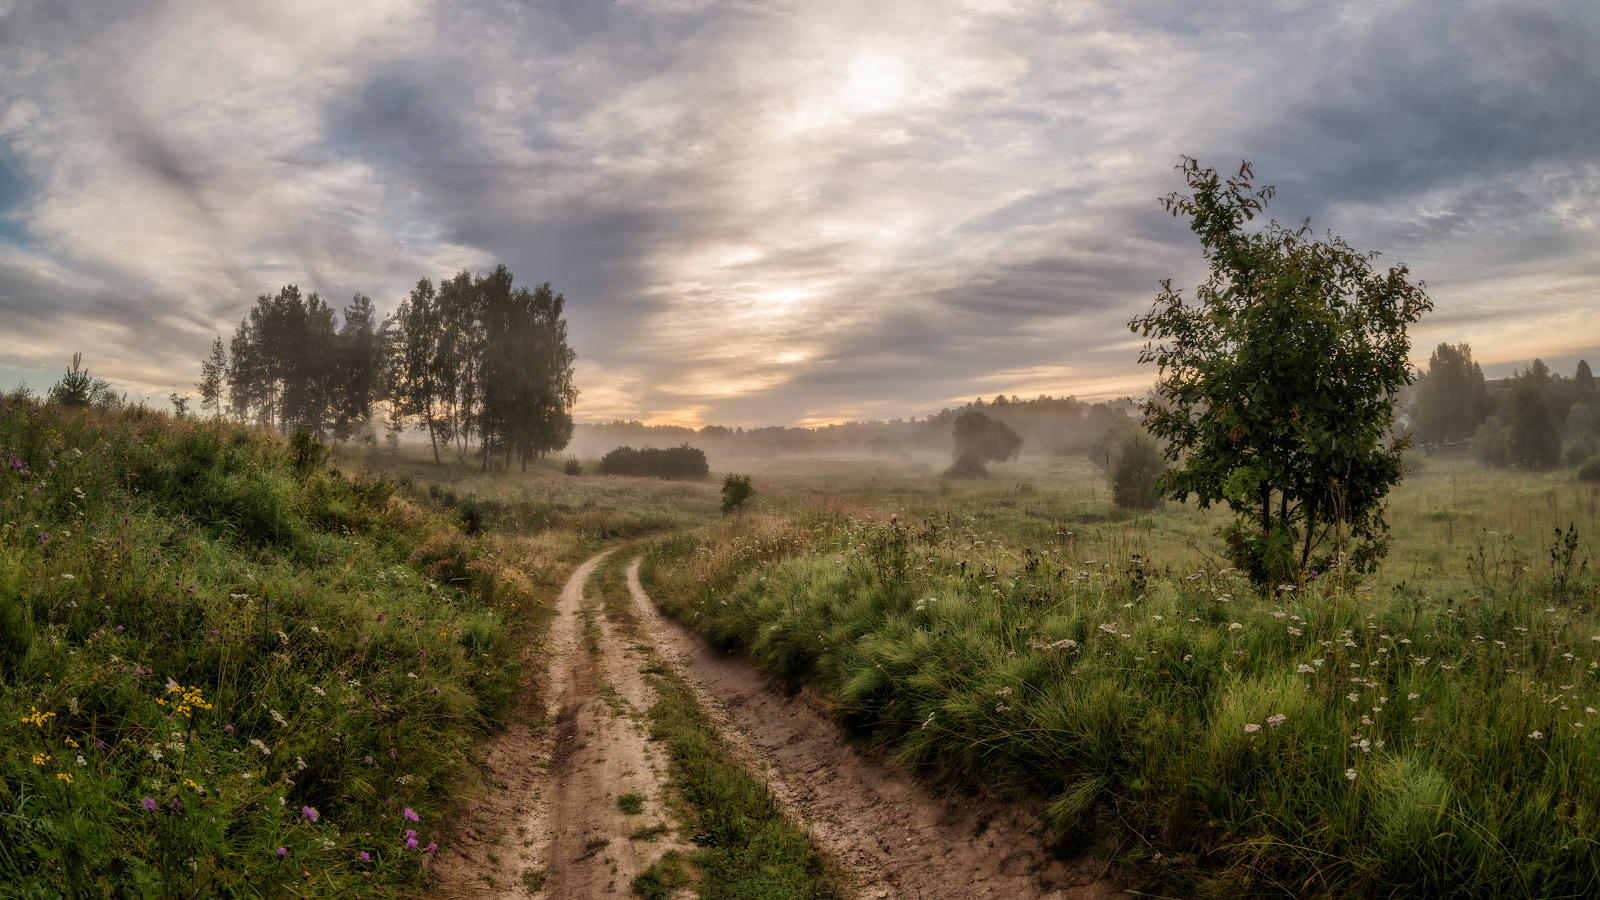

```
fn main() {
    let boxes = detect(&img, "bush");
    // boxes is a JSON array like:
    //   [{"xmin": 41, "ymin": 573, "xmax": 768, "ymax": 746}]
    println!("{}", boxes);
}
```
[
  {"xmin": 595, "ymin": 445, "xmax": 709, "ymax": 479},
  {"xmin": 563, "ymin": 457, "xmax": 583, "ymax": 476},
  {"xmin": 942, "ymin": 450, "xmax": 988, "ymax": 479},
  {"xmin": 1110, "ymin": 434, "xmax": 1163, "ymax": 510},
  {"xmin": 721, "ymin": 474, "xmax": 754, "ymax": 515},
  {"xmin": 1580, "ymin": 455, "xmax": 1600, "ymax": 482}
]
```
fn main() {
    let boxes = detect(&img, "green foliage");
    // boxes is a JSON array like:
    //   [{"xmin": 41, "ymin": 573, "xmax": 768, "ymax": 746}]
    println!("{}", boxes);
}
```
[
  {"xmin": 1412, "ymin": 343, "xmax": 1492, "ymax": 444},
  {"xmin": 942, "ymin": 450, "xmax": 989, "ymax": 479},
  {"xmin": 1089, "ymin": 414, "xmax": 1141, "ymax": 469},
  {"xmin": 1475, "ymin": 362, "xmax": 1562, "ymax": 470},
  {"xmin": 1110, "ymin": 433, "xmax": 1163, "ymax": 510},
  {"xmin": 617, "ymin": 791, "xmax": 645, "ymax": 814},
  {"xmin": 952, "ymin": 409, "xmax": 1022, "ymax": 468},
  {"xmin": 1130, "ymin": 158, "xmax": 1432, "ymax": 589},
  {"xmin": 1579, "ymin": 455, "xmax": 1600, "ymax": 482},
  {"xmin": 596, "ymin": 445, "xmax": 710, "ymax": 479},
  {"xmin": 0, "ymin": 397, "xmax": 532, "ymax": 898},
  {"xmin": 46, "ymin": 354, "xmax": 118, "ymax": 411},
  {"xmin": 564, "ymin": 456, "xmax": 583, "ymax": 476},
  {"xmin": 647, "ymin": 497, "xmax": 1600, "ymax": 900},
  {"xmin": 720, "ymin": 474, "xmax": 754, "ymax": 516}
]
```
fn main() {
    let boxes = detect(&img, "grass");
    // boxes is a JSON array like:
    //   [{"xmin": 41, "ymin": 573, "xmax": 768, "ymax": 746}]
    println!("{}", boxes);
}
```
[
  {"xmin": 618, "ymin": 790, "xmax": 646, "ymax": 814},
  {"xmin": 0, "ymin": 397, "xmax": 557, "ymax": 898},
  {"xmin": 643, "ymin": 452, "xmax": 1600, "ymax": 899}
]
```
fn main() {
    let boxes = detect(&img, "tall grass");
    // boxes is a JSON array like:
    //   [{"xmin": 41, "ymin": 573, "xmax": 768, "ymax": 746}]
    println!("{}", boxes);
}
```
[
  {"xmin": 644, "ymin": 459, "xmax": 1600, "ymax": 898},
  {"xmin": 0, "ymin": 397, "xmax": 542, "ymax": 898}
]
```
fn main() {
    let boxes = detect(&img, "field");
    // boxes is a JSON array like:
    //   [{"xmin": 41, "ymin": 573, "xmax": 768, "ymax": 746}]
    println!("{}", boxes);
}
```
[
  {"xmin": 5, "ymin": 399, "xmax": 1597, "ymax": 899},
  {"xmin": 643, "ymin": 451, "xmax": 1600, "ymax": 898}
]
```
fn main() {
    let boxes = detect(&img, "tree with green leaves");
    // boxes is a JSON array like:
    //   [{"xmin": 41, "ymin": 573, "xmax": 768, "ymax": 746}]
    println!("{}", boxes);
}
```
[
  {"xmin": 47, "ymin": 353, "xmax": 118, "ymax": 409},
  {"xmin": 946, "ymin": 409, "xmax": 1023, "ymax": 478},
  {"xmin": 1474, "ymin": 360, "xmax": 1561, "ymax": 470},
  {"xmin": 1130, "ymin": 158, "xmax": 1432, "ymax": 589},
  {"xmin": 1412, "ymin": 342, "xmax": 1492, "ymax": 444}
]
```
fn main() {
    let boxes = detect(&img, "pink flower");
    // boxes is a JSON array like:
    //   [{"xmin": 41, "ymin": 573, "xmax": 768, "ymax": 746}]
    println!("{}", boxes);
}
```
[
  {"xmin": 388, "ymin": 747, "xmax": 397, "ymax": 760},
  {"xmin": 141, "ymin": 797, "xmax": 157, "ymax": 811},
  {"xmin": 302, "ymin": 806, "xmax": 319, "ymax": 822},
  {"xmin": 403, "ymin": 807, "xmax": 419, "ymax": 822},
  {"xmin": 358, "ymin": 851, "xmax": 371, "ymax": 863},
  {"xmin": 276, "ymin": 847, "xmax": 287, "ymax": 858}
]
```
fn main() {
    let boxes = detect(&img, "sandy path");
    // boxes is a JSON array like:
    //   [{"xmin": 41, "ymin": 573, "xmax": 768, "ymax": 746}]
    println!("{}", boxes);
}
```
[
  {"xmin": 624, "ymin": 557, "xmax": 1118, "ymax": 900},
  {"xmin": 431, "ymin": 550, "xmax": 687, "ymax": 898}
]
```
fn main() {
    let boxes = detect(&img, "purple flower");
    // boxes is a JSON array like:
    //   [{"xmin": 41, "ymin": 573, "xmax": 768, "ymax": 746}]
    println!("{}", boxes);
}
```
[
  {"xmin": 276, "ymin": 847, "xmax": 287, "ymax": 858},
  {"xmin": 302, "ymin": 806, "xmax": 319, "ymax": 822},
  {"xmin": 388, "ymin": 747, "xmax": 397, "ymax": 760},
  {"xmin": 425, "ymin": 842, "xmax": 436, "ymax": 853},
  {"xmin": 358, "ymin": 851, "xmax": 371, "ymax": 863},
  {"xmin": 141, "ymin": 796, "xmax": 158, "ymax": 811},
  {"xmin": 169, "ymin": 798, "xmax": 182, "ymax": 811},
  {"xmin": 223, "ymin": 724, "xmax": 234, "ymax": 734},
  {"xmin": 418, "ymin": 650, "xmax": 426, "ymax": 657},
  {"xmin": 376, "ymin": 613, "xmax": 384, "ymax": 622},
  {"xmin": 405, "ymin": 837, "xmax": 418, "ymax": 850},
  {"xmin": 38, "ymin": 532, "xmax": 47, "ymax": 546},
  {"xmin": 402, "ymin": 807, "xmax": 419, "ymax": 823}
]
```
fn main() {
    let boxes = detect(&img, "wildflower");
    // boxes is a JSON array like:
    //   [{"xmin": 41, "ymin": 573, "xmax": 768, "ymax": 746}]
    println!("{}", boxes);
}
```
[
  {"xmin": 249, "ymin": 739, "xmax": 271, "ymax": 756},
  {"xmin": 1287, "ymin": 626, "xmax": 1303, "ymax": 636},
  {"xmin": 270, "ymin": 709, "xmax": 287, "ymax": 727},
  {"xmin": 1266, "ymin": 713, "xmax": 1286, "ymax": 728},
  {"xmin": 224, "ymin": 724, "xmax": 234, "ymax": 734},
  {"xmin": 302, "ymin": 806, "xmax": 319, "ymax": 823},
  {"xmin": 1097, "ymin": 624, "xmax": 1117, "ymax": 634},
  {"xmin": 1347, "ymin": 693, "xmax": 1360, "ymax": 703},
  {"xmin": 62, "ymin": 573, "xmax": 74, "ymax": 580},
  {"xmin": 296, "ymin": 757, "xmax": 306, "ymax": 771},
  {"xmin": 358, "ymin": 851, "xmax": 371, "ymax": 863},
  {"xmin": 403, "ymin": 807, "xmax": 419, "ymax": 823},
  {"xmin": 1228, "ymin": 623, "xmax": 1243, "ymax": 631},
  {"xmin": 1407, "ymin": 693, "xmax": 1420, "ymax": 701},
  {"xmin": 56, "ymin": 772, "xmax": 72, "ymax": 784},
  {"xmin": 1346, "ymin": 769, "xmax": 1358, "ymax": 781},
  {"xmin": 1244, "ymin": 723, "xmax": 1261, "ymax": 734},
  {"xmin": 149, "ymin": 747, "xmax": 163, "ymax": 762},
  {"xmin": 426, "ymin": 842, "xmax": 436, "ymax": 853},
  {"xmin": 1529, "ymin": 730, "xmax": 1544, "ymax": 740},
  {"xmin": 277, "ymin": 848, "xmax": 287, "ymax": 858},
  {"xmin": 1297, "ymin": 664, "xmax": 1315, "ymax": 674}
]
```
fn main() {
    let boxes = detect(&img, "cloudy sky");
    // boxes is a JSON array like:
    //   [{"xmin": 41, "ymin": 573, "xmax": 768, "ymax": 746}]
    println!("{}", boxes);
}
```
[{"xmin": 1, "ymin": 0, "xmax": 1596, "ymax": 427}]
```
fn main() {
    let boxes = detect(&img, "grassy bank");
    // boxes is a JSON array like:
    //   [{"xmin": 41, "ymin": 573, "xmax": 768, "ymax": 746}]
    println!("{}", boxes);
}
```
[
  {"xmin": 0, "ymin": 398, "xmax": 547, "ymax": 898},
  {"xmin": 643, "ymin": 459, "xmax": 1600, "ymax": 898}
]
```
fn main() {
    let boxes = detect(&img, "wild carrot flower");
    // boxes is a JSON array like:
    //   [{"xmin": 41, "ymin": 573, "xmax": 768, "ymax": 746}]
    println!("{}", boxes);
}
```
[
  {"xmin": 1244, "ymin": 723, "xmax": 1261, "ymax": 734},
  {"xmin": 1345, "ymin": 769, "xmax": 1358, "ymax": 782}
]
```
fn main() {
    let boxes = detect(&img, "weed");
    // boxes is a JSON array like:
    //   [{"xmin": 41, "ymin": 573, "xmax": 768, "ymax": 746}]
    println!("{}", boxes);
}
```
[{"xmin": 618, "ymin": 791, "xmax": 646, "ymax": 814}]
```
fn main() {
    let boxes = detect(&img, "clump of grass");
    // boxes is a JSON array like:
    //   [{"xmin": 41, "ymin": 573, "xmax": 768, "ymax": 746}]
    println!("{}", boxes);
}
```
[
  {"xmin": 0, "ymin": 396, "xmax": 543, "ymax": 897},
  {"xmin": 646, "ymin": 473, "xmax": 1600, "ymax": 899},
  {"xmin": 522, "ymin": 867, "xmax": 546, "ymax": 891},
  {"xmin": 632, "ymin": 849, "xmax": 690, "ymax": 900},
  {"xmin": 618, "ymin": 791, "xmax": 646, "ymax": 814}
]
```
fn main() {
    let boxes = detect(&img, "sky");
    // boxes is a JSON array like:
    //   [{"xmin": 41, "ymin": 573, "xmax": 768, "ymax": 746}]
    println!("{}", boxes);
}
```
[{"xmin": 0, "ymin": 0, "xmax": 1596, "ymax": 428}]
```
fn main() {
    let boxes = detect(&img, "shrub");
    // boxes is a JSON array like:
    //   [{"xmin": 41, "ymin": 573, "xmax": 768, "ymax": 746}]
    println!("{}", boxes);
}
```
[
  {"xmin": 1580, "ymin": 455, "xmax": 1600, "ymax": 482},
  {"xmin": 1110, "ymin": 434, "xmax": 1163, "ymax": 510},
  {"xmin": 942, "ymin": 450, "xmax": 988, "ymax": 479},
  {"xmin": 563, "ymin": 457, "xmax": 582, "ymax": 476},
  {"xmin": 721, "ymin": 474, "xmax": 754, "ymax": 515},
  {"xmin": 595, "ymin": 445, "xmax": 709, "ymax": 479}
]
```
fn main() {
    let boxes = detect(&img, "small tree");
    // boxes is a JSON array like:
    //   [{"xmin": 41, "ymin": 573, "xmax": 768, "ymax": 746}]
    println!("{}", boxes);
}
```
[
  {"xmin": 1130, "ymin": 158, "xmax": 1432, "ymax": 589},
  {"xmin": 47, "ymin": 353, "xmax": 117, "ymax": 409},
  {"xmin": 721, "ymin": 474, "xmax": 754, "ymax": 516},
  {"xmin": 946, "ymin": 410, "xmax": 1023, "ymax": 478},
  {"xmin": 1110, "ymin": 433, "xmax": 1164, "ymax": 510}
]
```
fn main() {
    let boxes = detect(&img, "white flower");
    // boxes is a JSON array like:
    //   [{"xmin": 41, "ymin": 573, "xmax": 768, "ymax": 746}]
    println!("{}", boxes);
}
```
[
  {"xmin": 1346, "ymin": 769, "xmax": 1358, "ymax": 782},
  {"xmin": 249, "ymin": 739, "xmax": 272, "ymax": 756},
  {"xmin": 1266, "ymin": 714, "xmax": 1286, "ymax": 728},
  {"xmin": 149, "ymin": 747, "xmax": 163, "ymax": 761},
  {"xmin": 1298, "ymin": 664, "xmax": 1316, "ymax": 674},
  {"xmin": 1529, "ymin": 730, "xmax": 1544, "ymax": 740},
  {"xmin": 1244, "ymin": 723, "xmax": 1261, "ymax": 734},
  {"xmin": 1098, "ymin": 624, "xmax": 1117, "ymax": 634},
  {"xmin": 296, "ymin": 756, "xmax": 307, "ymax": 771},
  {"xmin": 1347, "ymin": 693, "xmax": 1360, "ymax": 703},
  {"xmin": 76, "ymin": 755, "xmax": 87, "ymax": 767},
  {"xmin": 1312, "ymin": 659, "xmax": 1324, "ymax": 668},
  {"xmin": 1228, "ymin": 623, "xmax": 1243, "ymax": 632},
  {"xmin": 1287, "ymin": 626, "xmax": 1303, "ymax": 636},
  {"xmin": 270, "ymin": 709, "xmax": 287, "ymax": 727},
  {"xmin": 994, "ymin": 687, "xmax": 1013, "ymax": 698},
  {"xmin": 61, "ymin": 573, "xmax": 74, "ymax": 580},
  {"xmin": 1407, "ymin": 693, "xmax": 1420, "ymax": 701}
]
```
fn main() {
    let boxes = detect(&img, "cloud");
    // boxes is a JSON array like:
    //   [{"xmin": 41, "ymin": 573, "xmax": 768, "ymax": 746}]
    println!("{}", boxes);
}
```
[{"xmin": 0, "ymin": 0, "xmax": 1595, "ymax": 423}]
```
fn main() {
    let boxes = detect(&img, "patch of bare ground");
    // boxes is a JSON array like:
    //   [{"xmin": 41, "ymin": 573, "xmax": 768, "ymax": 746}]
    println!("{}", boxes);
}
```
[
  {"xmin": 624, "ymin": 557, "xmax": 1120, "ymax": 900},
  {"xmin": 430, "ymin": 550, "xmax": 689, "ymax": 898}
]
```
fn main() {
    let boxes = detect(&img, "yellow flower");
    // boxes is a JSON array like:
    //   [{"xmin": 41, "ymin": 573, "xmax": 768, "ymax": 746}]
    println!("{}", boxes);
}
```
[{"xmin": 56, "ymin": 773, "xmax": 72, "ymax": 784}]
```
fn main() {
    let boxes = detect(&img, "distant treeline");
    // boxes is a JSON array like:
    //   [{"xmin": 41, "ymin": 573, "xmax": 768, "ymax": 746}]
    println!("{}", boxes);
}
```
[
  {"xmin": 196, "ymin": 264, "xmax": 576, "ymax": 470},
  {"xmin": 1409, "ymin": 345, "xmax": 1597, "ymax": 470},
  {"xmin": 570, "ymin": 394, "xmax": 1137, "ymax": 461}
]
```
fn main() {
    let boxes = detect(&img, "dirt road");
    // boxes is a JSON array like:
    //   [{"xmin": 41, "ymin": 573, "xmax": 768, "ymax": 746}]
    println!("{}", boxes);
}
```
[{"xmin": 433, "ymin": 550, "xmax": 1117, "ymax": 899}]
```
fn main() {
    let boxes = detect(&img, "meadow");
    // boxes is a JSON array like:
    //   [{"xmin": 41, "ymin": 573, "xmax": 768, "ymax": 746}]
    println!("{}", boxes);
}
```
[
  {"xmin": 643, "ymin": 451, "xmax": 1600, "ymax": 899},
  {"xmin": 0, "ymin": 399, "xmax": 627, "ymax": 899}
]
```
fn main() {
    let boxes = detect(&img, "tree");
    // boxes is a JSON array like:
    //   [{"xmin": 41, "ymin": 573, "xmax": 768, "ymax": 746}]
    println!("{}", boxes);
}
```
[
  {"xmin": 196, "ymin": 336, "xmax": 228, "ymax": 419},
  {"xmin": 331, "ymin": 294, "xmax": 380, "ymax": 445},
  {"xmin": 47, "ymin": 353, "xmax": 118, "ymax": 409},
  {"xmin": 1475, "ymin": 361, "xmax": 1560, "ymax": 470},
  {"xmin": 1413, "ymin": 342, "xmax": 1491, "ymax": 444},
  {"xmin": 946, "ymin": 410, "xmax": 1023, "ymax": 478},
  {"xmin": 721, "ymin": 474, "xmax": 754, "ymax": 515},
  {"xmin": 1130, "ymin": 158, "xmax": 1432, "ymax": 589},
  {"xmin": 1110, "ymin": 433, "xmax": 1164, "ymax": 510}
]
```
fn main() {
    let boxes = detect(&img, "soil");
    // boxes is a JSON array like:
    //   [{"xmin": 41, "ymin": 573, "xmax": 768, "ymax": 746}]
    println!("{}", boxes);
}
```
[{"xmin": 431, "ymin": 550, "xmax": 1120, "ymax": 899}]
